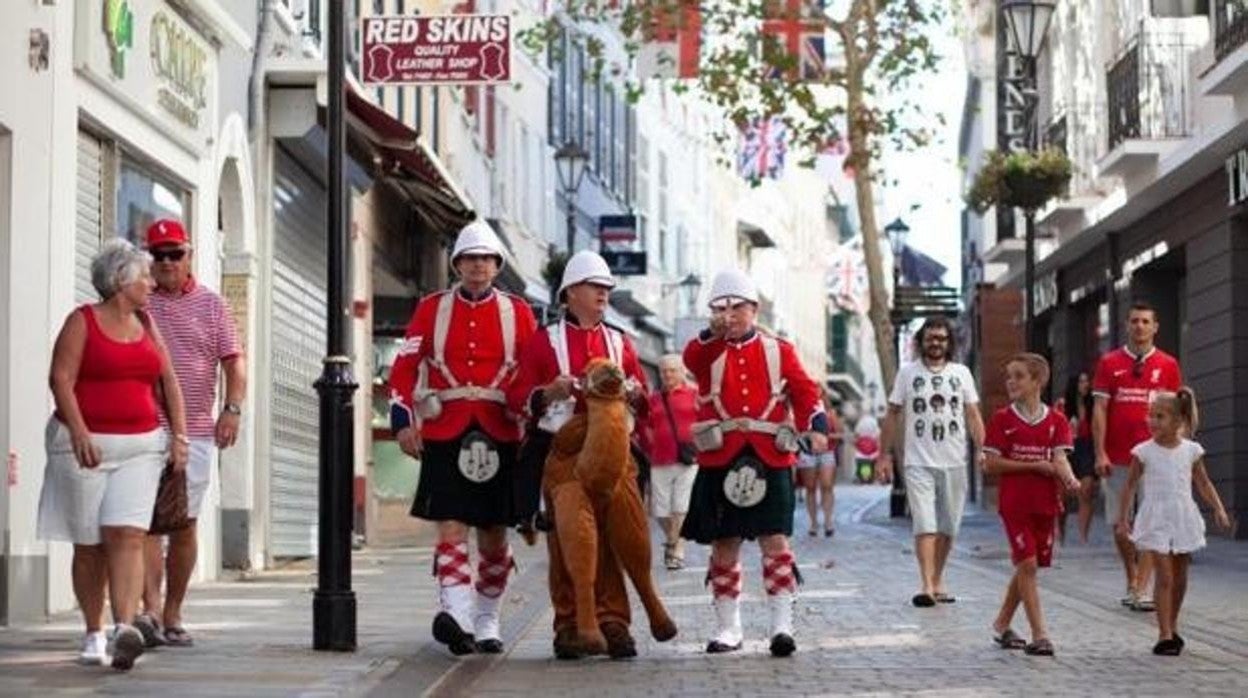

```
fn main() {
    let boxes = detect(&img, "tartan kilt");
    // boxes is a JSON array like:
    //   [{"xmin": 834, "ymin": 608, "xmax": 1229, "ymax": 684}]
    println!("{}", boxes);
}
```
[
  {"xmin": 680, "ymin": 453, "xmax": 795, "ymax": 544},
  {"xmin": 411, "ymin": 432, "xmax": 518, "ymax": 528}
]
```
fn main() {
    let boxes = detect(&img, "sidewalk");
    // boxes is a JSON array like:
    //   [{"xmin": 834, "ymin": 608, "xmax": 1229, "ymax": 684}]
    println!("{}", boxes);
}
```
[{"xmin": 2, "ymin": 485, "xmax": 1245, "ymax": 697}]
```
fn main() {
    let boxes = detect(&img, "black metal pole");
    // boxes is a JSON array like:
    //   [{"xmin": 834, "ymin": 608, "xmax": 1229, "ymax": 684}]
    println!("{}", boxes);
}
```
[
  {"xmin": 565, "ymin": 192, "xmax": 576, "ymax": 254},
  {"xmin": 313, "ymin": 0, "xmax": 358, "ymax": 652},
  {"xmin": 890, "ymin": 262, "xmax": 906, "ymax": 519},
  {"xmin": 1024, "ymin": 209, "xmax": 1036, "ymax": 351}
]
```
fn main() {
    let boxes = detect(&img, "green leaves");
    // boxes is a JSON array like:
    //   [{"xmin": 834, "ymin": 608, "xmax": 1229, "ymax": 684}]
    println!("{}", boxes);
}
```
[{"xmin": 966, "ymin": 149, "xmax": 1074, "ymax": 214}]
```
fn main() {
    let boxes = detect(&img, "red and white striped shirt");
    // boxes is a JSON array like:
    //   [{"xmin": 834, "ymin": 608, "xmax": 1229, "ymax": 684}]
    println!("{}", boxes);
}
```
[{"xmin": 148, "ymin": 276, "xmax": 242, "ymax": 438}]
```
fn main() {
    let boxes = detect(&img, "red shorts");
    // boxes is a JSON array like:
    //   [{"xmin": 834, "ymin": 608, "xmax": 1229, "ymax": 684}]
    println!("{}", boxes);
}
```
[{"xmin": 1001, "ymin": 511, "xmax": 1057, "ymax": 567}]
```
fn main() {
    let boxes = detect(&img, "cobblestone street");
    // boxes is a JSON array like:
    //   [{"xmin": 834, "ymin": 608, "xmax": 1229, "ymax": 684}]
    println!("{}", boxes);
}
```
[{"xmin": 2, "ymin": 484, "xmax": 1245, "ymax": 697}]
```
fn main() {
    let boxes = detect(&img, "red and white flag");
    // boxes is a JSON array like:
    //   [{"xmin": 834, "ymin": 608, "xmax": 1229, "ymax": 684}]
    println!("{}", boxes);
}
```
[
  {"xmin": 636, "ymin": 1, "xmax": 701, "ymax": 79},
  {"xmin": 762, "ymin": 0, "xmax": 826, "ymax": 80}
]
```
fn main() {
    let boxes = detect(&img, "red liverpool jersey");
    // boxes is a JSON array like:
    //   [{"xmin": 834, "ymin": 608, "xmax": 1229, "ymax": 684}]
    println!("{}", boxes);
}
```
[
  {"xmin": 1092, "ymin": 346, "xmax": 1181, "ymax": 466},
  {"xmin": 984, "ymin": 404, "xmax": 1073, "ymax": 515}
]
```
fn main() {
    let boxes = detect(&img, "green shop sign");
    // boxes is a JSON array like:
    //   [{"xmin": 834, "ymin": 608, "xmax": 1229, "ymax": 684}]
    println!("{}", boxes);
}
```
[{"xmin": 103, "ymin": 0, "xmax": 134, "ymax": 78}]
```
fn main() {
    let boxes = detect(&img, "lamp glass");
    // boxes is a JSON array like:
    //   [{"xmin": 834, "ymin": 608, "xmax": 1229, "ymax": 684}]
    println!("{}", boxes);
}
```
[
  {"xmin": 1002, "ymin": 0, "xmax": 1056, "ymax": 60},
  {"xmin": 885, "ymin": 218, "xmax": 909, "ymax": 256},
  {"xmin": 554, "ymin": 141, "xmax": 589, "ymax": 193}
]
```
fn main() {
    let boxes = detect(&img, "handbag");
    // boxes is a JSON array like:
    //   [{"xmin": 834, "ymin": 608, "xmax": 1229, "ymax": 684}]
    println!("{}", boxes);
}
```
[
  {"xmin": 149, "ymin": 464, "xmax": 190, "ymax": 534},
  {"xmin": 661, "ymin": 390, "xmax": 697, "ymax": 466}
]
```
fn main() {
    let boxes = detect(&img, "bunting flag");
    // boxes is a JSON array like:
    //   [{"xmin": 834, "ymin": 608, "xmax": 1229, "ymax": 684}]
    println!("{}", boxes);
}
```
[
  {"xmin": 737, "ymin": 116, "xmax": 788, "ymax": 180},
  {"xmin": 762, "ymin": 0, "xmax": 826, "ymax": 80},
  {"xmin": 828, "ymin": 248, "xmax": 869, "ymax": 314},
  {"xmin": 636, "ymin": 1, "xmax": 702, "ymax": 79}
]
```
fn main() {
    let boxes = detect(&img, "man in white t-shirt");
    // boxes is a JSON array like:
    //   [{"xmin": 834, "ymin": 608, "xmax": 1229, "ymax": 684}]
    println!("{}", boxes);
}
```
[{"xmin": 877, "ymin": 316, "xmax": 985, "ymax": 607}]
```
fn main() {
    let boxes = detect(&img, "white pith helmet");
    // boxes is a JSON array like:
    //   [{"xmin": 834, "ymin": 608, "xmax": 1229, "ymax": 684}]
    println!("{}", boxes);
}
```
[
  {"xmin": 451, "ymin": 219, "xmax": 506, "ymax": 269},
  {"xmin": 557, "ymin": 250, "xmax": 616, "ymax": 300},
  {"xmin": 707, "ymin": 268, "xmax": 760, "ymax": 306}
]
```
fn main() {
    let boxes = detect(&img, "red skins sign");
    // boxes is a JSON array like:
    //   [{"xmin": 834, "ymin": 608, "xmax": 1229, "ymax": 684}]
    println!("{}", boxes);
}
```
[{"xmin": 359, "ymin": 14, "xmax": 512, "ymax": 86}]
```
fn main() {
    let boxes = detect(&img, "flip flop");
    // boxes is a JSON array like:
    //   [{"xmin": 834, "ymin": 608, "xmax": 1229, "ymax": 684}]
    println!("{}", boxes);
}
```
[
  {"xmin": 1024, "ymin": 638, "xmax": 1055, "ymax": 656},
  {"xmin": 162, "ymin": 626, "xmax": 194, "ymax": 647},
  {"xmin": 935, "ymin": 592, "xmax": 957, "ymax": 604},
  {"xmin": 1131, "ymin": 597, "xmax": 1156, "ymax": 612},
  {"xmin": 993, "ymin": 628, "xmax": 1027, "ymax": 650},
  {"xmin": 911, "ymin": 593, "xmax": 937, "ymax": 608},
  {"xmin": 1152, "ymin": 638, "xmax": 1181, "ymax": 656}
]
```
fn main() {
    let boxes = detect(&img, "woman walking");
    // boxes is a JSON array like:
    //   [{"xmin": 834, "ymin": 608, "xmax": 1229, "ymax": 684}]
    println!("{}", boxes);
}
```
[{"xmin": 37, "ymin": 240, "xmax": 188, "ymax": 671}]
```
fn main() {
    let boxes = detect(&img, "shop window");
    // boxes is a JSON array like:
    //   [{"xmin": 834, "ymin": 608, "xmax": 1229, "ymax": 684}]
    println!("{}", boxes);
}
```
[{"xmin": 116, "ymin": 156, "xmax": 191, "ymax": 244}]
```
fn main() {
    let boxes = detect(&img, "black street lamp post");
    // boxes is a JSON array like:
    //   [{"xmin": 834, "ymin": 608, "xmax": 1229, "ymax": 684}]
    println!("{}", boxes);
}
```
[
  {"xmin": 554, "ymin": 141, "xmax": 589, "ymax": 253},
  {"xmin": 313, "ymin": 0, "xmax": 358, "ymax": 652},
  {"xmin": 1002, "ymin": 0, "xmax": 1056, "ymax": 349},
  {"xmin": 884, "ymin": 217, "xmax": 909, "ymax": 519}
]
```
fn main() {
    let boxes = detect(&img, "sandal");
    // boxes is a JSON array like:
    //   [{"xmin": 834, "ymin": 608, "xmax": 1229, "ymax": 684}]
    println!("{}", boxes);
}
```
[
  {"xmin": 162, "ymin": 626, "xmax": 194, "ymax": 647},
  {"xmin": 824, "ymin": 528, "xmax": 835, "ymax": 538},
  {"xmin": 1023, "ymin": 638, "xmax": 1055, "ymax": 656},
  {"xmin": 993, "ymin": 628, "xmax": 1026, "ymax": 650},
  {"xmin": 133, "ymin": 613, "xmax": 165, "ymax": 648},
  {"xmin": 911, "ymin": 593, "xmax": 937, "ymax": 608},
  {"xmin": 808, "ymin": 529, "xmax": 818, "ymax": 537},
  {"xmin": 935, "ymin": 592, "xmax": 956, "ymax": 604},
  {"xmin": 1152, "ymin": 638, "xmax": 1181, "ymax": 656},
  {"xmin": 1131, "ymin": 597, "xmax": 1156, "ymax": 612}
]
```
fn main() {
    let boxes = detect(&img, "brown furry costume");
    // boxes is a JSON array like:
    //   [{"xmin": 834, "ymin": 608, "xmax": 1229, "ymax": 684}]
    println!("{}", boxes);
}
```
[{"xmin": 543, "ymin": 358, "xmax": 678, "ymax": 656}]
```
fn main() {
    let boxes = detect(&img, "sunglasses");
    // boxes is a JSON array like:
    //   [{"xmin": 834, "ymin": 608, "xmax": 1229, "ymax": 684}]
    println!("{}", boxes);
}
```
[{"xmin": 151, "ymin": 248, "xmax": 187, "ymax": 263}]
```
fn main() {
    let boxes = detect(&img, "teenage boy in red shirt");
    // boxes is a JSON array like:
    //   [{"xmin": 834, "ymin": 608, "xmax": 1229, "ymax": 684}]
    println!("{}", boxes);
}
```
[{"xmin": 983, "ymin": 353, "xmax": 1080, "ymax": 656}]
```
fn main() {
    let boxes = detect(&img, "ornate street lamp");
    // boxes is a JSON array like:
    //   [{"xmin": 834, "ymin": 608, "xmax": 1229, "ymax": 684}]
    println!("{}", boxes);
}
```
[
  {"xmin": 554, "ymin": 141, "xmax": 590, "ymax": 254},
  {"xmin": 1001, "ymin": 0, "xmax": 1056, "ymax": 349}
]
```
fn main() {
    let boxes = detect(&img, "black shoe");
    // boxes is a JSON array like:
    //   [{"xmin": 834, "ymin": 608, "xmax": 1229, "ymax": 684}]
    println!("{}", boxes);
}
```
[
  {"xmin": 432, "ymin": 612, "xmax": 476, "ymax": 656},
  {"xmin": 1174, "ymin": 632, "xmax": 1185, "ymax": 649},
  {"xmin": 475, "ymin": 638, "xmax": 504, "ymax": 654},
  {"xmin": 553, "ymin": 628, "xmax": 584, "ymax": 660},
  {"xmin": 911, "ymin": 593, "xmax": 937, "ymax": 608},
  {"xmin": 601, "ymin": 622, "xmax": 637, "ymax": 659},
  {"xmin": 769, "ymin": 633, "xmax": 796, "ymax": 657},
  {"xmin": 1153, "ymin": 638, "xmax": 1182, "ymax": 656},
  {"xmin": 706, "ymin": 640, "xmax": 742, "ymax": 654}
]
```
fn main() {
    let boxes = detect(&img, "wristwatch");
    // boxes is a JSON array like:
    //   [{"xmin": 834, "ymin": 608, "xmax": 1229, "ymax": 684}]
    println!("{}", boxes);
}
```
[{"xmin": 223, "ymin": 403, "xmax": 242, "ymax": 416}]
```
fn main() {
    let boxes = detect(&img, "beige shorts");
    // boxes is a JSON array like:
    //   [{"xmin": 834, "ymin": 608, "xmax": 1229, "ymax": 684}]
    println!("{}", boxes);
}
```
[
  {"xmin": 1101, "ymin": 465, "xmax": 1136, "ymax": 526},
  {"xmin": 37, "ymin": 419, "xmax": 166, "ymax": 545},
  {"xmin": 904, "ymin": 465, "xmax": 967, "ymax": 537},
  {"xmin": 650, "ymin": 464, "xmax": 698, "ymax": 518}
]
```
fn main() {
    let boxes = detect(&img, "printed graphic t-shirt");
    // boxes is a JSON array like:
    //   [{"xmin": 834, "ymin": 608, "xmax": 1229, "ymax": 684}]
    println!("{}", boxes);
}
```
[{"xmin": 889, "ymin": 361, "xmax": 980, "ymax": 470}]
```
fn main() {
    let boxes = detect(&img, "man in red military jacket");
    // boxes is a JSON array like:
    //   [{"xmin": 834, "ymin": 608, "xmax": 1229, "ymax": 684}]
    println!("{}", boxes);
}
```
[
  {"xmin": 681, "ymin": 269, "xmax": 830, "ymax": 658},
  {"xmin": 389, "ymin": 220, "xmax": 537, "ymax": 656},
  {"xmin": 506, "ymin": 250, "xmax": 651, "ymax": 660}
]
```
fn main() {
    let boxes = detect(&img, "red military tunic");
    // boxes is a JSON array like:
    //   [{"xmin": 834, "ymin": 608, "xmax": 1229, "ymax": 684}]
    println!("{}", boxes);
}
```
[
  {"xmin": 507, "ymin": 316, "xmax": 650, "ymax": 422},
  {"xmin": 683, "ymin": 330, "xmax": 826, "ymax": 469},
  {"xmin": 389, "ymin": 287, "xmax": 537, "ymax": 443}
]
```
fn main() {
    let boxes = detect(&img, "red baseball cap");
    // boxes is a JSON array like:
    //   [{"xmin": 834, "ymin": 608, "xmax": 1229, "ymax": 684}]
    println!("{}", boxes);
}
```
[{"xmin": 145, "ymin": 219, "xmax": 189, "ymax": 248}]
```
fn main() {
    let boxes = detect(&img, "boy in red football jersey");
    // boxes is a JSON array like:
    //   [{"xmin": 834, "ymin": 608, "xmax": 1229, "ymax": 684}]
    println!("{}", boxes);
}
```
[{"xmin": 984, "ymin": 353, "xmax": 1080, "ymax": 656}]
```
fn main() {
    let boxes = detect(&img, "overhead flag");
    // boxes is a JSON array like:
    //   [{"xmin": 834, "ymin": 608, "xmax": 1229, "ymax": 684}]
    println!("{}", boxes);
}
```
[
  {"xmin": 762, "ymin": 0, "xmax": 826, "ymax": 80},
  {"xmin": 738, "ymin": 116, "xmax": 788, "ymax": 180},
  {"xmin": 636, "ymin": 1, "xmax": 702, "ymax": 79}
]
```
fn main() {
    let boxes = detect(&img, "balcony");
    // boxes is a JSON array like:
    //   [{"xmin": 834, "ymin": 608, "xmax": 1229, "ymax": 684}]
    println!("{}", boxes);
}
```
[
  {"xmin": 1203, "ymin": 1, "xmax": 1248, "ymax": 96},
  {"xmin": 1099, "ymin": 28, "xmax": 1192, "ymax": 182}
]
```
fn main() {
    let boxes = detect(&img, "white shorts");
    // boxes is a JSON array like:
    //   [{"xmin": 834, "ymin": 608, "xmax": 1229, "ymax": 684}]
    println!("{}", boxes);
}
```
[
  {"xmin": 184, "ymin": 438, "xmax": 215, "ymax": 519},
  {"xmin": 1101, "ymin": 465, "xmax": 1135, "ymax": 527},
  {"xmin": 905, "ymin": 465, "xmax": 967, "ymax": 537},
  {"xmin": 37, "ymin": 419, "xmax": 166, "ymax": 545},
  {"xmin": 650, "ymin": 464, "xmax": 698, "ymax": 519}
]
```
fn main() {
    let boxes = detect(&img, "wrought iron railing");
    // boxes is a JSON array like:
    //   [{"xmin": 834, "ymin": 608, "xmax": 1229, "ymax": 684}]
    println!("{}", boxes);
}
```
[
  {"xmin": 1106, "ymin": 27, "xmax": 1192, "ymax": 151},
  {"xmin": 1215, "ymin": 0, "xmax": 1248, "ymax": 61}
]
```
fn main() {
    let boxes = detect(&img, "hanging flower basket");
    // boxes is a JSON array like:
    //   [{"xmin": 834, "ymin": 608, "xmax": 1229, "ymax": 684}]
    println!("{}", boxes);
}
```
[{"xmin": 966, "ymin": 148, "xmax": 1073, "ymax": 214}]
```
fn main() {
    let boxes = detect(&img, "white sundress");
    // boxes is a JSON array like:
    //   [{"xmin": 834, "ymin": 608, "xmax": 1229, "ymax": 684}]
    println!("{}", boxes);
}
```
[{"xmin": 1129, "ymin": 439, "xmax": 1207, "ymax": 554}]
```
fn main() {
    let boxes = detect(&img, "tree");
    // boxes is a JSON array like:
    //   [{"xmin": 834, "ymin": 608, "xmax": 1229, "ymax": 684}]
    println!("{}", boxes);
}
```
[{"xmin": 522, "ymin": 1, "xmax": 948, "ymax": 392}]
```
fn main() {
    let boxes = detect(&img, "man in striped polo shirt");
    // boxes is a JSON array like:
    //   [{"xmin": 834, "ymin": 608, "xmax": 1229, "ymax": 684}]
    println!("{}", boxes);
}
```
[{"xmin": 136, "ymin": 219, "xmax": 245, "ymax": 648}]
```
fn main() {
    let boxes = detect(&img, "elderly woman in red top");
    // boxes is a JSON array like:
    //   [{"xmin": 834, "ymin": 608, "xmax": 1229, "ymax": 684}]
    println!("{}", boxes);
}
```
[
  {"xmin": 681, "ymin": 269, "xmax": 830, "ymax": 658},
  {"xmin": 37, "ymin": 239, "xmax": 188, "ymax": 671},
  {"xmin": 641, "ymin": 353, "xmax": 699, "ymax": 570}
]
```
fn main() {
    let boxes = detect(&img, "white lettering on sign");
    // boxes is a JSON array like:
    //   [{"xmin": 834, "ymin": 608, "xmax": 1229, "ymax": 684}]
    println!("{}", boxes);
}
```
[{"xmin": 359, "ymin": 14, "xmax": 512, "ymax": 86}]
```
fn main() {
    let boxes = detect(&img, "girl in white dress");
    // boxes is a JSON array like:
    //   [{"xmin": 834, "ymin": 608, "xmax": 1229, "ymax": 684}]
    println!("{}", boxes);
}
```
[{"xmin": 1115, "ymin": 388, "xmax": 1231, "ymax": 656}]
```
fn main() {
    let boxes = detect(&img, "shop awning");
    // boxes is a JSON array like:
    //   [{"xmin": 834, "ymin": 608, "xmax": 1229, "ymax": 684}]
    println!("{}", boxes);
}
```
[{"xmin": 338, "ymin": 86, "xmax": 473, "ymax": 236}]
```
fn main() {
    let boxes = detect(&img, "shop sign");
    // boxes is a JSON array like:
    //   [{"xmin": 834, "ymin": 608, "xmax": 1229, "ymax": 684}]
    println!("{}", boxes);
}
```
[
  {"xmin": 78, "ymin": 0, "xmax": 217, "ymax": 147},
  {"xmin": 1032, "ymin": 272, "xmax": 1058, "ymax": 316},
  {"xmin": 598, "ymin": 215, "xmax": 637, "ymax": 243},
  {"xmin": 359, "ymin": 14, "xmax": 512, "ymax": 86},
  {"xmin": 602, "ymin": 250, "xmax": 648, "ymax": 276},
  {"xmin": 1226, "ymin": 147, "xmax": 1248, "ymax": 207}
]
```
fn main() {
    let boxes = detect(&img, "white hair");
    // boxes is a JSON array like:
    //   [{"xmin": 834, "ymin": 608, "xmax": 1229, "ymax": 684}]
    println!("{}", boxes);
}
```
[{"xmin": 90, "ymin": 239, "xmax": 152, "ymax": 299}]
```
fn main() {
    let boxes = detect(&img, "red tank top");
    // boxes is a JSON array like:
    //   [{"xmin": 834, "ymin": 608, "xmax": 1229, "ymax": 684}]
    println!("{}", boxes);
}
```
[{"xmin": 68, "ymin": 305, "xmax": 163, "ymax": 434}]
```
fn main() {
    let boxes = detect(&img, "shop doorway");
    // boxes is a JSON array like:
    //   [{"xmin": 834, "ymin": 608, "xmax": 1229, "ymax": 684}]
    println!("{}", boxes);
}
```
[{"xmin": 1132, "ymin": 248, "xmax": 1187, "ymax": 361}]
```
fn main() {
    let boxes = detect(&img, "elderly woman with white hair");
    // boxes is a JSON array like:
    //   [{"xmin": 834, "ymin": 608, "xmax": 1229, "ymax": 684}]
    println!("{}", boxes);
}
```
[
  {"xmin": 37, "ymin": 239, "xmax": 188, "ymax": 671},
  {"xmin": 641, "ymin": 353, "xmax": 699, "ymax": 570}
]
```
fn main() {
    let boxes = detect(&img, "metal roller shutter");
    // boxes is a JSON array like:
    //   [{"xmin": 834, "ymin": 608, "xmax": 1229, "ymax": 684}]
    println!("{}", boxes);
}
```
[
  {"xmin": 76, "ymin": 132, "xmax": 104, "ymax": 303},
  {"xmin": 270, "ymin": 147, "xmax": 328, "ymax": 558}
]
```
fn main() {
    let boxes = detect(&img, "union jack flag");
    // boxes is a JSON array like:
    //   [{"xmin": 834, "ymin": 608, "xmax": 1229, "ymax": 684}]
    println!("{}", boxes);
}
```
[
  {"xmin": 738, "ymin": 116, "xmax": 788, "ymax": 180},
  {"xmin": 762, "ymin": 0, "xmax": 826, "ymax": 80}
]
